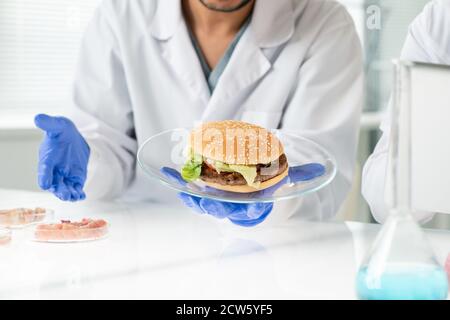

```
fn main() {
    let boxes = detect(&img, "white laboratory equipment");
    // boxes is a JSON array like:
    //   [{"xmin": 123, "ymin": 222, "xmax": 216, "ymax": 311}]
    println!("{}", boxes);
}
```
[{"xmin": 356, "ymin": 61, "xmax": 450, "ymax": 300}]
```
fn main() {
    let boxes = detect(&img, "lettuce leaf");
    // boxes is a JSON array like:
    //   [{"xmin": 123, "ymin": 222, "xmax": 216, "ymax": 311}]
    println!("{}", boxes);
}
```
[{"xmin": 181, "ymin": 152, "xmax": 203, "ymax": 182}]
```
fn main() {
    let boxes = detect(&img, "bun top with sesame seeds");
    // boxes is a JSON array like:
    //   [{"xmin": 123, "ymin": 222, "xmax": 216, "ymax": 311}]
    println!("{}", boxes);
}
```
[{"xmin": 189, "ymin": 120, "xmax": 284, "ymax": 165}]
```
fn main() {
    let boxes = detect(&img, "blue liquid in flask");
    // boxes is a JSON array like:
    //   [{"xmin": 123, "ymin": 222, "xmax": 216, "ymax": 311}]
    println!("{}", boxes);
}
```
[{"xmin": 357, "ymin": 263, "xmax": 448, "ymax": 300}]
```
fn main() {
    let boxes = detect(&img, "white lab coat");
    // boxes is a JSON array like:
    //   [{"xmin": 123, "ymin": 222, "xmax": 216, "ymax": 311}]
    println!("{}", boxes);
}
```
[
  {"xmin": 362, "ymin": 0, "xmax": 450, "ymax": 223},
  {"xmin": 68, "ymin": 0, "xmax": 363, "ymax": 221}
]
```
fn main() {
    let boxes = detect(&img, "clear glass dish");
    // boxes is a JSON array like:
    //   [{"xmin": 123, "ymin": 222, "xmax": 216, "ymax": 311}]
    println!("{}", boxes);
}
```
[
  {"xmin": 31, "ymin": 218, "xmax": 109, "ymax": 243},
  {"xmin": 0, "ymin": 208, "xmax": 54, "ymax": 229},
  {"xmin": 0, "ymin": 227, "xmax": 11, "ymax": 245},
  {"xmin": 137, "ymin": 128, "xmax": 337, "ymax": 204}
]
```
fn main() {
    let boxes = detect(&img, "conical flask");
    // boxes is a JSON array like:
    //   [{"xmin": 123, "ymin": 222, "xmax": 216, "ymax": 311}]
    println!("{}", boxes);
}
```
[{"xmin": 356, "ymin": 61, "xmax": 449, "ymax": 300}]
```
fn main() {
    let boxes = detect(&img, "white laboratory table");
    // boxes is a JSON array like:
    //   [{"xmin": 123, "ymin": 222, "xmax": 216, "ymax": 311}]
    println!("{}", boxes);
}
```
[{"xmin": 0, "ymin": 189, "xmax": 449, "ymax": 300}]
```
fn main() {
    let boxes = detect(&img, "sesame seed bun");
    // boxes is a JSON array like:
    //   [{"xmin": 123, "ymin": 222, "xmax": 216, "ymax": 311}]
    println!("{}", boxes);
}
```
[
  {"xmin": 202, "ymin": 168, "xmax": 289, "ymax": 193},
  {"xmin": 190, "ymin": 120, "xmax": 284, "ymax": 165}
]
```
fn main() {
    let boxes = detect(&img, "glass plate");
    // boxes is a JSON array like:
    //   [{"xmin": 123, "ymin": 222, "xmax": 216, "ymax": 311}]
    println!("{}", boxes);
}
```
[{"xmin": 137, "ymin": 128, "xmax": 337, "ymax": 204}]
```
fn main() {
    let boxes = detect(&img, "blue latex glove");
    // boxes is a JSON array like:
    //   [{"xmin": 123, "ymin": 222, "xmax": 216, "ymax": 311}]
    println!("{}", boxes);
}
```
[
  {"xmin": 161, "ymin": 163, "xmax": 325, "ymax": 227},
  {"xmin": 35, "ymin": 114, "xmax": 90, "ymax": 202}
]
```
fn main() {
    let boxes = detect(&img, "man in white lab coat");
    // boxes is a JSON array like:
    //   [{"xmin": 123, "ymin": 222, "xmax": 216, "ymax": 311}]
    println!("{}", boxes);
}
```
[
  {"xmin": 35, "ymin": 0, "xmax": 363, "ymax": 225},
  {"xmin": 362, "ymin": 0, "xmax": 450, "ymax": 223}
]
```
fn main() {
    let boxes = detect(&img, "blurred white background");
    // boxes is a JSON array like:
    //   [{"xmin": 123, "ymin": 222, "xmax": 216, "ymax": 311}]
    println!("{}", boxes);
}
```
[{"xmin": 0, "ymin": 0, "xmax": 448, "ymax": 228}]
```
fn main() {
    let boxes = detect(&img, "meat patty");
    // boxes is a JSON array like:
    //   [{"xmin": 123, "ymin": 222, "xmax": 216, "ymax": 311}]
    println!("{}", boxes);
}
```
[{"xmin": 200, "ymin": 154, "xmax": 288, "ymax": 186}]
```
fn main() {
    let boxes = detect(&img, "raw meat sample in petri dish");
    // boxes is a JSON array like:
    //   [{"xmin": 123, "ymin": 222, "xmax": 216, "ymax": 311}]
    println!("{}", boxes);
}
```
[
  {"xmin": 0, "ymin": 228, "xmax": 11, "ymax": 245},
  {"xmin": 0, "ymin": 207, "xmax": 51, "ymax": 228},
  {"xmin": 34, "ymin": 218, "xmax": 108, "ymax": 243}
]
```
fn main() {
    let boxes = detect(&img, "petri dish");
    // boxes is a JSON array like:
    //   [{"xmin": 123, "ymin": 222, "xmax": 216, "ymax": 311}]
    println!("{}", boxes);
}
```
[
  {"xmin": 137, "ymin": 128, "xmax": 337, "ymax": 204},
  {"xmin": 0, "ymin": 227, "xmax": 12, "ymax": 245},
  {"xmin": 0, "ymin": 208, "xmax": 54, "ymax": 229},
  {"xmin": 31, "ymin": 218, "xmax": 109, "ymax": 243}
]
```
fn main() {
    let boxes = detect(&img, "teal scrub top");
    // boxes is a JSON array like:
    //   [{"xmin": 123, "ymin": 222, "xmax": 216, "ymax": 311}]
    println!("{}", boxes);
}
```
[{"xmin": 188, "ymin": 17, "xmax": 251, "ymax": 93}]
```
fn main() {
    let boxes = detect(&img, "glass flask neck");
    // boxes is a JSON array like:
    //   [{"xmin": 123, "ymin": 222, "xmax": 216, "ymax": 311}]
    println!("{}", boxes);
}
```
[
  {"xmin": 389, "ymin": 207, "xmax": 413, "ymax": 220},
  {"xmin": 390, "ymin": 62, "xmax": 412, "ymax": 215}
]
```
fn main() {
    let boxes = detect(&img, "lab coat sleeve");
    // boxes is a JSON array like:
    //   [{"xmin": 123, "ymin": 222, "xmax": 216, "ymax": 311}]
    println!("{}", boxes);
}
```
[
  {"xmin": 65, "ymin": 3, "xmax": 137, "ymax": 200},
  {"xmin": 361, "ymin": 1, "xmax": 450, "ymax": 223},
  {"xmin": 271, "ymin": 5, "xmax": 364, "ymax": 222},
  {"xmin": 401, "ymin": 0, "xmax": 450, "ymax": 65}
]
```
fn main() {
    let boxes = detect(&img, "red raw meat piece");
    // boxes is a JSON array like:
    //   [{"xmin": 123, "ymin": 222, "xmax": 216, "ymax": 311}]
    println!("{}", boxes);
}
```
[{"xmin": 35, "ymin": 218, "xmax": 108, "ymax": 241}]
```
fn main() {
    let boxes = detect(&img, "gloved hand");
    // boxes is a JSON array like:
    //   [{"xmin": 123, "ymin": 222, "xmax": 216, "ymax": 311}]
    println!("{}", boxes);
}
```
[
  {"xmin": 161, "ymin": 163, "xmax": 325, "ymax": 227},
  {"xmin": 35, "ymin": 114, "xmax": 90, "ymax": 202}
]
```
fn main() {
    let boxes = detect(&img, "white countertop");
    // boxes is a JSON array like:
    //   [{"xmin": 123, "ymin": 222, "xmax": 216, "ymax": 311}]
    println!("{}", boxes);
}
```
[{"xmin": 0, "ymin": 189, "xmax": 449, "ymax": 300}]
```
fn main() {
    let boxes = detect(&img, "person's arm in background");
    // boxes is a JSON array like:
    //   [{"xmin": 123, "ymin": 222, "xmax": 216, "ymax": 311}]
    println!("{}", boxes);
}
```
[
  {"xmin": 270, "ymin": 3, "xmax": 364, "ymax": 223},
  {"xmin": 37, "ymin": 2, "xmax": 137, "ymax": 201},
  {"xmin": 362, "ymin": 0, "xmax": 450, "ymax": 223}
]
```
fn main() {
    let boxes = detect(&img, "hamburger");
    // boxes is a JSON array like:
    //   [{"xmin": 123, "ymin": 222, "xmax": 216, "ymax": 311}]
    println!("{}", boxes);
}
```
[{"xmin": 181, "ymin": 120, "xmax": 289, "ymax": 193}]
